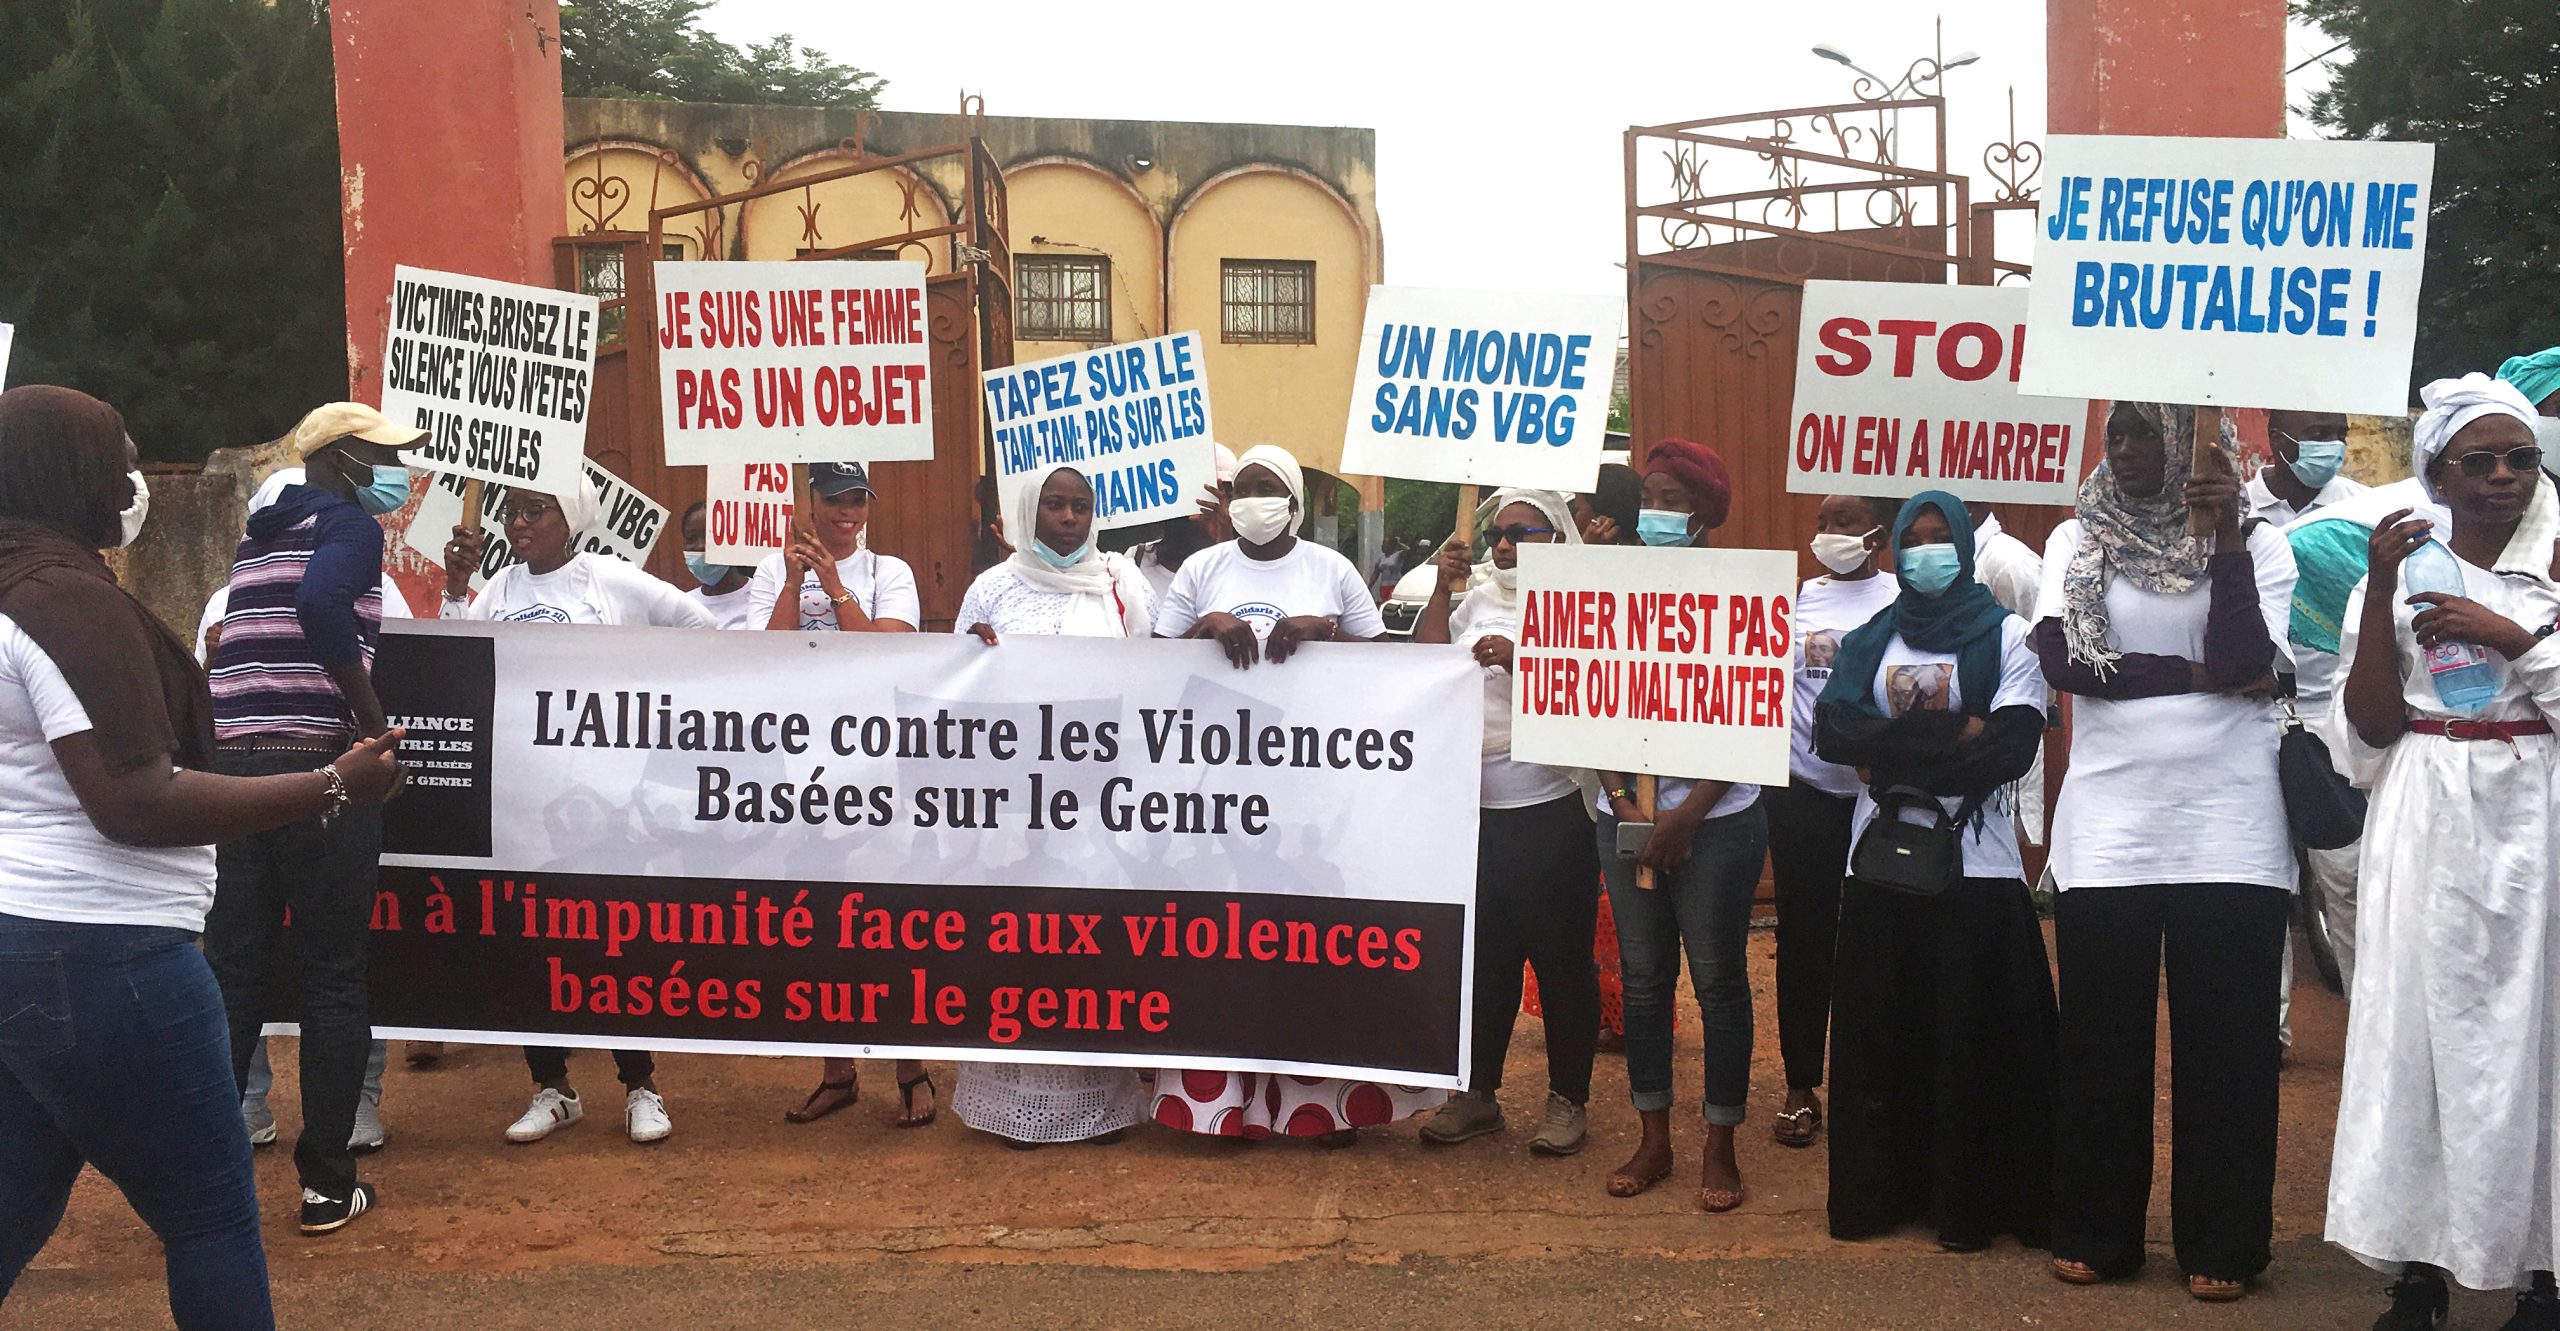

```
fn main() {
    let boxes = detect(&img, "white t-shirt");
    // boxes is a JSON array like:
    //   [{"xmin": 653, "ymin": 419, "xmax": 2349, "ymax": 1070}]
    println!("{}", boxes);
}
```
[
  {"xmin": 1789, "ymin": 573, "xmax": 1901, "ymax": 796},
  {"xmin": 688, "ymin": 582, "xmax": 756, "ymax": 631},
  {"xmin": 0, "ymin": 617, "xmax": 216, "ymax": 931},
  {"xmin": 1152, "ymin": 540, "xmax": 1386, "ymax": 642},
  {"xmin": 1843, "ymin": 617, "xmax": 2043, "ymax": 882},
  {"xmin": 746, "ymin": 549, "xmax": 921, "ymax": 631},
  {"xmin": 954, "ymin": 561, "xmax": 1152, "ymax": 640},
  {"xmin": 459, "ymin": 553, "xmax": 715, "ymax": 629},
  {"xmin": 2036, "ymin": 519, "xmax": 2299, "ymax": 891},
  {"xmin": 2244, "ymin": 470, "xmax": 2368, "ymax": 528},
  {"xmin": 1972, "ymin": 512, "xmax": 2046, "ymax": 620},
  {"xmin": 196, "ymin": 573, "xmax": 408, "ymax": 662},
  {"xmin": 1451, "ymin": 586, "xmax": 1579, "ymax": 809}
]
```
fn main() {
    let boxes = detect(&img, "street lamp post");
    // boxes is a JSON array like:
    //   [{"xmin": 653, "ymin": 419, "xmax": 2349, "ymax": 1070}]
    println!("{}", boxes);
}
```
[{"xmin": 1809, "ymin": 15, "xmax": 1979, "ymax": 168}]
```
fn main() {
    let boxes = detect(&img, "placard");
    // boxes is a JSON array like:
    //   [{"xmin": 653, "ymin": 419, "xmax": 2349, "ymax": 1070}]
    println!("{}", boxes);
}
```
[
  {"xmin": 364, "ymin": 622, "xmax": 1482, "ymax": 1086},
  {"xmin": 1339, "ymin": 286, "xmax": 1621, "ymax": 490},
  {"xmin": 1789, "ymin": 281, "xmax": 2092, "ymax": 504},
  {"xmin": 2020, "ymin": 135, "xmax": 2435, "ymax": 415},
  {"xmin": 380, "ymin": 265, "xmax": 599, "ymax": 499},
  {"xmin": 1508, "ymin": 543, "xmax": 1796, "ymax": 784},
  {"xmin": 704, "ymin": 462, "xmax": 795, "ymax": 567},
  {"xmin": 655, "ymin": 260, "xmax": 935, "ymax": 465},
  {"xmin": 982, "ymin": 331, "xmax": 1215, "ymax": 541},
  {"xmin": 403, "ymin": 457, "xmax": 667, "ymax": 592}
]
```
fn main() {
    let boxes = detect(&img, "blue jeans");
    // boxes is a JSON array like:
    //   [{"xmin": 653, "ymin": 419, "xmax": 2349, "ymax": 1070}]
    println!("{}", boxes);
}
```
[
  {"xmin": 0, "ymin": 913, "xmax": 273, "ymax": 1329},
  {"xmin": 1598, "ymin": 800, "xmax": 1768, "ymax": 1125}
]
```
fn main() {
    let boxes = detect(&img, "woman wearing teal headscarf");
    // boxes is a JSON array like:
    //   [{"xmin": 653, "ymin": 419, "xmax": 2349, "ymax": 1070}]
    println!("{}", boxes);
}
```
[{"xmin": 1812, "ymin": 491, "xmax": 2057, "ymax": 1252}]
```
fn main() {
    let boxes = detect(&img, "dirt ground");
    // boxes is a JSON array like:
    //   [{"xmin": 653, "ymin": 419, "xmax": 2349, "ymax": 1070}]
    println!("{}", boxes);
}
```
[{"xmin": 17, "ymin": 928, "xmax": 2440, "ymax": 1330}]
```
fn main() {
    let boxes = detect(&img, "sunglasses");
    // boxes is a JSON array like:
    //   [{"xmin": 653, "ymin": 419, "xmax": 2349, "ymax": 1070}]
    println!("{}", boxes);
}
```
[
  {"xmin": 1486, "ymin": 524, "xmax": 1558, "ymax": 545},
  {"xmin": 2438, "ymin": 445, "xmax": 2546, "ymax": 478}
]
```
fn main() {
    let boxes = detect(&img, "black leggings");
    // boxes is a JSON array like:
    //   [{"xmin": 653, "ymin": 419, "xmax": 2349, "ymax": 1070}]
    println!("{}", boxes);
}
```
[
  {"xmin": 1470, "ymin": 794, "xmax": 1601, "ymax": 1103},
  {"xmin": 525, "ymin": 1047, "xmax": 655, "ymax": 1090},
  {"xmin": 1763, "ymin": 782, "xmax": 1855, "ymax": 1092}
]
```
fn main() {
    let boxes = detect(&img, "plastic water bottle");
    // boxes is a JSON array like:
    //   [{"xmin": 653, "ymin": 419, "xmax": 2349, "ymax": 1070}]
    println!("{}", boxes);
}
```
[{"xmin": 2400, "ymin": 538, "xmax": 2498, "ymax": 715}]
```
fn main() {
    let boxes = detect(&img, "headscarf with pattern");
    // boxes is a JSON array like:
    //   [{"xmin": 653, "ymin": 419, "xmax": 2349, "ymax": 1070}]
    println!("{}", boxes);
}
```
[{"xmin": 2060, "ymin": 400, "xmax": 2233, "ymax": 673}]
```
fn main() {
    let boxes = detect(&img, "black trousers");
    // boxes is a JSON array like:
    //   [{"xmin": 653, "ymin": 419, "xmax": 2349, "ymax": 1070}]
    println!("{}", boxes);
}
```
[
  {"xmin": 2051, "ymin": 883, "xmax": 2288, "ymax": 1281},
  {"xmin": 1764, "ymin": 783, "xmax": 1855, "ymax": 1092},
  {"xmin": 524, "ymin": 1047, "xmax": 655, "ymax": 1090},
  {"xmin": 203, "ymin": 748, "xmax": 380, "ymax": 1197},
  {"xmin": 1471, "ymin": 794, "xmax": 1601, "ymax": 1103}
]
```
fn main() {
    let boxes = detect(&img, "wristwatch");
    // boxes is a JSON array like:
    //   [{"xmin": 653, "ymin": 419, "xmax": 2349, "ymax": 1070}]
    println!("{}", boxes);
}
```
[{"xmin": 830, "ymin": 589, "xmax": 855, "ymax": 607}]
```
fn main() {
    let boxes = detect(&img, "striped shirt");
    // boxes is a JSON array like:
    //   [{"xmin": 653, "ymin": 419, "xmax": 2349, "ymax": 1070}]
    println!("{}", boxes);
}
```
[{"xmin": 209, "ymin": 488, "xmax": 383, "ymax": 746}]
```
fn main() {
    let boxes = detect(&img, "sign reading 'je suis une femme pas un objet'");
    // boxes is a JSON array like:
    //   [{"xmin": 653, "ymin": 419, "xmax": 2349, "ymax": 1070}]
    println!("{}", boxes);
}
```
[
  {"xmin": 982, "ymin": 331, "xmax": 1217, "ymax": 544},
  {"xmin": 654, "ymin": 260, "xmax": 936, "ymax": 466},
  {"xmin": 1340, "ymin": 286, "xmax": 1623, "ymax": 492},
  {"xmin": 379, "ymin": 265, "xmax": 600, "ymax": 501}
]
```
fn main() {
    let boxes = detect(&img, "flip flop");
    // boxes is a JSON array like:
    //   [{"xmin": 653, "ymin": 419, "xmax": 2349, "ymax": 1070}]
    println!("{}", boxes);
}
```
[
  {"xmin": 1698, "ymin": 1185, "xmax": 1746, "ymax": 1214},
  {"xmin": 1772, "ymin": 1105, "xmax": 1821, "ymax": 1148},
  {"xmin": 2051, "ymin": 1259, "xmax": 2108, "ymax": 1286},
  {"xmin": 896, "ymin": 1070, "xmax": 938, "ymax": 1128},
  {"xmin": 784, "ymin": 1076, "xmax": 857, "ymax": 1124},
  {"xmin": 2188, "ymin": 1275, "xmax": 2246, "ymax": 1303},
  {"xmin": 1606, "ymin": 1160, "xmax": 1672, "ymax": 1198}
]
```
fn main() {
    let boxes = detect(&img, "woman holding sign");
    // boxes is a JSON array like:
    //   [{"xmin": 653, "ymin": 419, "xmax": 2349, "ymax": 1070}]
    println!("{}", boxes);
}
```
[
  {"xmin": 946, "ymin": 462, "xmax": 1156, "ymax": 1149},
  {"xmin": 1812, "ymin": 492, "xmax": 2057, "ymax": 1251},
  {"xmin": 2328, "ymin": 375, "xmax": 2560, "ymax": 1331},
  {"xmin": 443, "ymin": 476, "xmax": 714, "ymax": 1148},
  {"xmin": 2034, "ymin": 401, "xmax": 2296, "ymax": 1302},
  {"xmin": 1597, "ymin": 438, "xmax": 1769, "ymax": 1213}
]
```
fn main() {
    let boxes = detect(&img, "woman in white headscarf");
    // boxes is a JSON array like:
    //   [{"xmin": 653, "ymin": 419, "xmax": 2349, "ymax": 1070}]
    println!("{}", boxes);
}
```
[
  {"xmin": 2329, "ymin": 373, "xmax": 2560, "ymax": 1331},
  {"xmin": 1410, "ymin": 489, "xmax": 1602, "ymax": 1157},
  {"xmin": 945, "ymin": 463, "xmax": 1153, "ymax": 1148}
]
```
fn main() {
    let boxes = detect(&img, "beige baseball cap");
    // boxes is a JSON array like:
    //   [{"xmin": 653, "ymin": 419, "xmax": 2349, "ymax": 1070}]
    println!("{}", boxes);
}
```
[{"xmin": 289, "ymin": 402, "xmax": 427, "ymax": 460}]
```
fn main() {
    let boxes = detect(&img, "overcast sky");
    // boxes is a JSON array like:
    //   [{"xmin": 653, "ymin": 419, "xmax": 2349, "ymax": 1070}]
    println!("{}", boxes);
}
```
[{"xmin": 703, "ymin": 1, "xmax": 2344, "ymax": 299}]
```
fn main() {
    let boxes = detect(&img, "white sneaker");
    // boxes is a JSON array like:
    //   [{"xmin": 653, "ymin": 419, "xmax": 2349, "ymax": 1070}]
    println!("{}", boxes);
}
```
[
  {"xmin": 350, "ymin": 1091, "xmax": 387, "ymax": 1154},
  {"xmin": 243, "ymin": 1100, "xmax": 277, "ymax": 1147},
  {"xmin": 505, "ymin": 1087, "xmax": 582, "ymax": 1143},
  {"xmin": 625, "ymin": 1088, "xmax": 671, "ymax": 1144}
]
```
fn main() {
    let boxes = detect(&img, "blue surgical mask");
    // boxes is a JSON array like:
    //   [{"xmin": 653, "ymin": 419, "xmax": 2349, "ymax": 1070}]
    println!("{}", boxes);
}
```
[
  {"xmin": 1898, "ymin": 544, "xmax": 1963, "ymax": 596},
  {"xmin": 684, "ymin": 552, "xmax": 730, "ymax": 585},
  {"xmin": 1636, "ymin": 508, "xmax": 1692, "ymax": 547},
  {"xmin": 1031, "ymin": 539, "xmax": 1088, "ymax": 569},
  {"xmin": 2286, "ymin": 439, "xmax": 2346, "ymax": 489},
  {"xmin": 352, "ymin": 460, "xmax": 412, "ymax": 516}
]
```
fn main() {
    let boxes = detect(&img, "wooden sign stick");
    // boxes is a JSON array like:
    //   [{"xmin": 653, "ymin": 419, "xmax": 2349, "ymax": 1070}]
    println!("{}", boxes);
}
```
[
  {"xmin": 460, "ymin": 479, "xmax": 485, "ymax": 534},
  {"xmin": 2188, "ymin": 405, "xmax": 2223, "ymax": 540}
]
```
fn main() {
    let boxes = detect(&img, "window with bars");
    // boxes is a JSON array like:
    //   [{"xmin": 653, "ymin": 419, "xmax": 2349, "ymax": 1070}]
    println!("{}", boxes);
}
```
[
  {"xmin": 577, "ymin": 244, "xmax": 685, "ymax": 344},
  {"xmin": 1220, "ymin": 259, "xmax": 1315, "ymax": 344},
  {"xmin": 1015, "ymin": 254, "xmax": 1113, "ymax": 342}
]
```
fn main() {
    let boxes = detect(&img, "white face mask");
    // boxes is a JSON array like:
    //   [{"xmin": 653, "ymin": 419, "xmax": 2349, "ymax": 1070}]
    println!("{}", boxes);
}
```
[
  {"xmin": 1228, "ymin": 496, "xmax": 1293, "ymax": 545},
  {"xmin": 116, "ymin": 470, "xmax": 150, "ymax": 548},
  {"xmin": 1810, "ymin": 528, "xmax": 1875, "ymax": 575},
  {"xmin": 2536, "ymin": 417, "xmax": 2560, "ymax": 453}
]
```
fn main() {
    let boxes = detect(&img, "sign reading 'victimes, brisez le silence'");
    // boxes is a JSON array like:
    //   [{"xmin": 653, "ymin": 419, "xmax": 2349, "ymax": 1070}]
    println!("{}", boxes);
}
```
[
  {"xmin": 1339, "ymin": 287, "xmax": 1622, "ymax": 492},
  {"xmin": 654, "ymin": 260, "xmax": 935, "ymax": 466},
  {"xmin": 379, "ymin": 266, "xmax": 600, "ymax": 500},
  {"xmin": 1506, "ymin": 544, "xmax": 1796, "ymax": 786},
  {"xmin": 982, "ymin": 331, "xmax": 1216, "ymax": 541},
  {"xmin": 2020, "ymin": 135, "xmax": 2435, "ymax": 416},
  {"xmin": 1788, "ymin": 281, "xmax": 2092, "ymax": 506}
]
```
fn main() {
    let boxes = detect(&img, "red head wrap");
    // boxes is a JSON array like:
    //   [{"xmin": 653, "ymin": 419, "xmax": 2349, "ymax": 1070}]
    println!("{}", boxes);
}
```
[{"xmin": 1642, "ymin": 437, "xmax": 1731, "ymax": 530}]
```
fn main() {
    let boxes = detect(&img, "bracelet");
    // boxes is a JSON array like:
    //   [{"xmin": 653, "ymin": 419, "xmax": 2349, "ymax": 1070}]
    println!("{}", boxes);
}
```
[
  {"xmin": 1608, "ymin": 786, "xmax": 1634, "ymax": 802},
  {"xmin": 316, "ymin": 763, "xmax": 351, "ymax": 828},
  {"xmin": 830, "ymin": 589, "xmax": 855, "ymax": 607}
]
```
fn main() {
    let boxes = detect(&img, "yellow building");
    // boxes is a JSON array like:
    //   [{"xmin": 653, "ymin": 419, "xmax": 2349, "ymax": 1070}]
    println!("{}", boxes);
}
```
[{"xmin": 561, "ymin": 101, "xmax": 1387, "ymax": 549}]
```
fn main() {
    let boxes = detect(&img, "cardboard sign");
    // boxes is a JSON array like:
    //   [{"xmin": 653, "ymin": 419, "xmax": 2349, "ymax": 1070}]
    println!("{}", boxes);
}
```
[
  {"xmin": 1788, "ymin": 281, "xmax": 2092, "ymax": 504},
  {"xmin": 1507, "ymin": 543, "xmax": 1796, "ymax": 785},
  {"xmin": 380, "ymin": 265, "xmax": 600, "ymax": 499},
  {"xmin": 654, "ymin": 260, "xmax": 935, "ymax": 466},
  {"xmin": 982, "ymin": 331, "xmax": 1216, "ymax": 542},
  {"xmin": 704, "ymin": 462, "xmax": 795, "ymax": 567},
  {"xmin": 403, "ymin": 457, "xmax": 666, "ymax": 592},
  {"xmin": 2020, "ymin": 136, "xmax": 2435, "ymax": 415},
  {"xmin": 1339, "ymin": 286, "xmax": 1621, "ymax": 491}
]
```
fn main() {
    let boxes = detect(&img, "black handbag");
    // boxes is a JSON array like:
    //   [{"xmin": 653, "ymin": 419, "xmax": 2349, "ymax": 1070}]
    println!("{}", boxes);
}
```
[
  {"xmin": 1849, "ymin": 785, "xmax": 1963, "ymax": 897},
  {"xmin": 2277, "ymin": 697, "xmax": 2367, "ymax": 850}
]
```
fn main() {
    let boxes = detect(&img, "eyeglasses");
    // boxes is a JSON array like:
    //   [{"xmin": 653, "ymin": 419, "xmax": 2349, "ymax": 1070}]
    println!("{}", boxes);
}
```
[
  {"xmin": 2439, "ymin": 445, "xmax": 2546, "ymax": 478},
  {"xmin": 499, "ymin": 502, "xmax": 560, "ymax": 524},
  {"xmin": 1487, "ymin": 524, "xmax": 1558, "ymax": 545}
]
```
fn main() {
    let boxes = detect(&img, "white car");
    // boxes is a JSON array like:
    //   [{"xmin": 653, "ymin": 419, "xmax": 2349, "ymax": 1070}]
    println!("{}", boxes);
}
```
[{"xmin": 1379, "ymin": 559, "xmax": 1488, "ymax": 640}]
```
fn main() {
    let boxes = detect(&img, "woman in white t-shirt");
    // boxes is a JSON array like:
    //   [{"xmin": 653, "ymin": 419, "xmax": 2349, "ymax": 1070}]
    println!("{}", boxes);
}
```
[
  {"xmin": 2034, "ymin": 401, "xmax": 2296, "ymax": 1302},
  {"xmin": 1411, "ymin": 489, "xmax": 1601, "ymax": 1156},
  {"xmin": 1811, "ymin": 491, "xmax": 2057, "ymax": 1252},
  {"xmin": 443, "ymin": 476, "xmax": 713, "ymax": 1149},
  {"xmin": 0, "ymin": 385, "xmax": 404, "ymax": 1325},
  {"xmin": 947, "ymin": 463, "xmax": 1155, "ymax": 1149},
  {"xmin": 678, "ymin": 500, "xmax": 755, "ymax": 630},
  {"xmin": 1147, "ymin": 444, "xmax": 1433, "ymax": 1146},
  {"xmin": 1764, "ymin": 493, "xmax": 1899, "ymax": 1150}
]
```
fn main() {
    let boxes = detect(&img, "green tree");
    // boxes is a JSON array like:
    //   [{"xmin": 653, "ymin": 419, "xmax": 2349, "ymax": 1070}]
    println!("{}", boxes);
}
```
[
  {"xmin": 0, "ymin": 0, "xmax": 345, "ymax": 461},
  {"xmin": 561, "ymin": 0, "xmax": 881, "ymax": 109},
  {"xmin": 2300, "ymin": 0, "xmax": 2560, "ymax": 392},
  {"xmin": 1383, "ymin": 478, "xmax": 1462, "ymax": 549}
]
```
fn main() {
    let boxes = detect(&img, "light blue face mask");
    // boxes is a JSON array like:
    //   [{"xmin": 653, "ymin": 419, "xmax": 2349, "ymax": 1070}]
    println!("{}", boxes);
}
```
[
  {"xmin": 1898, "ymin": 544, "xmax": 1963, "ymax": 596},
  {"xmin": 350, "ymin": 458, "xmax": 412, "ymax": 516},
  {"xmin": 684, "ymin": 552, "xmax": 733, "ymax": 585},
  {"xmin": 1636, "ymin": 508, "xmax": 1693, "ymax": 547},
  {"xmin": 1030, "ymin": 539, "xmax": 1088, "ymax": 569},
  {"xmin": 2286, "ymin": 439, "xmax": 2347, "ymax": 489}
]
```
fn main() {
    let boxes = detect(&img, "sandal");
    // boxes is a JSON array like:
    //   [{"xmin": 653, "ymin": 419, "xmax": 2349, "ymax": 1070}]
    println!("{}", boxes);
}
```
[
  {"xmin": 784, "ymin": 1075, "xmax": 858, "ymax": 1124},
  {"xmin": 2051, "ymin": 1258, "xmax": 2108, "ymax": 1286},
  {"xmin": 2187, "ymin": 1275, "xmax": 2246, "ymax": 1303},
  {"xmin": 1606, "ymin": 1160, "xmax": 1673, "ymax": 1198},
  {"xmin": 896, "ymin": 1069, "xmax": 938, "ymax": 1127},
  {"xmin": 1772, "ymin": 1105, "xmax": 1822, "ymax": 1149},
  {"xmin": 1698, "ymin": 1185, "xmax": 1746, "ymax": 1214}
]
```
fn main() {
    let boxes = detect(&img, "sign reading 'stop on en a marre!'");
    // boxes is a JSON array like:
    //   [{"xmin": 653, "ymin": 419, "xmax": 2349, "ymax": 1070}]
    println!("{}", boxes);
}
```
[
  {"xmin": 1339, "ymin": 286, "xmax": 1622, "ymax": 492},
  {"xmin": 654, "ymin": 260, "xmax": 936, "ymax": 466}
]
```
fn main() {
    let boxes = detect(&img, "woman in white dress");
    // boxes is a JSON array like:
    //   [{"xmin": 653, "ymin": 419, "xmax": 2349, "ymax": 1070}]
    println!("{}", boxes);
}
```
[
  {"xmin": 947, "ymin": 462, "xmax": 1156, "ymax": 1148},
  {"xmin": 2331, "ymin": 373, "xmax": 2560, "ymax": 1331}
]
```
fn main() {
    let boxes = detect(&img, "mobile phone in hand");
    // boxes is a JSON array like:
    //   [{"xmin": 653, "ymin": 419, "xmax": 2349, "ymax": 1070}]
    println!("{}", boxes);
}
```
[{"xmin": 1613, "ymin": 820, "xmax": 1654, "ymax": 859}]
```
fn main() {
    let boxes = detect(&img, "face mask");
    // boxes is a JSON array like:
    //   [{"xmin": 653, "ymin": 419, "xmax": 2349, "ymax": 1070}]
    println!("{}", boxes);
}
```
[
  {"xmin": 352, "ymin": 459, "xmax": 412, "ymax": 516},
  {"xmin": 1490, "ymin": 564, "xmax": 1518, "ymax": 591},
  {"xmin": 2286, "ymin": 439, "xmax": 2347, "ymax": 489},
  {"xmin": 116, "ymin": 470, "xmax": 150, "ymax": 548},
  {"xmin": 2535, "ymin": 417, "xmax": 2560, "ymax": 454},
  {"xmin": 1030, "ymin": 538, "xmax": 1088, "ymax": 569},
  {"xmin": 1810, "ymin": 529, "xmax": 1875, "ymax": 574},
  {"xmin": 1228, "ymin": 496, "xmax": 1294, "ymax": 545},
  {"xmin": 1898, "ymin": 544, "xmax": 1963, "ymax": 596},
  {"xmin": 1637, "ymin": 508, "xmax": 1692, "ymax": 547},
  {"xmin": 684, "ymin": 552, "xmax": 734, "ymax": 585}
]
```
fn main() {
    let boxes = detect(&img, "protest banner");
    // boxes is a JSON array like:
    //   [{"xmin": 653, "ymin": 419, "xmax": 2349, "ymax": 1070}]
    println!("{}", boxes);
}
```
[
  {"xmin": 1788, "ymin": 281, "xmax": 2092, "ymax": 505},
  {"xmin": 1507, "ymin": 543, "xmax": 1796, "ymax": 785},
  {"xmin": 403, "ymin": 457, "xmax": 667, "ymax": 592},
  {"xmin": 366, "ymin": 623, "xmax": 1482, "ymax": 1085},
  {"xmin": 2019, "ymin": 135, "xmax": 2435, "ymax": 416},
  {"xmin": 982, "ymin": 330, "xmax": 1216, "ymax": 540},
  {"xmin": 1340, "ymin": 286, "xmax": 1621, "ymax": 492},
  {"xmin": 380, "ymin": 265, "xmax": 600, "ymax": 499},
  {"xmin": 704, "ymin": 462, "xmax": 795, "ymax": 567},
  {"xmin": 655, "ymin": 260, "xmax": 935, "ymax": 466}
]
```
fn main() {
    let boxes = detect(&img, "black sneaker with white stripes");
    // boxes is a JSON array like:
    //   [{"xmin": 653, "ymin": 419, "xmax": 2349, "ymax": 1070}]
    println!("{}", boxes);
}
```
[{"xmin": 298, "ymin": 1182, "xmax": 377, "ymax": 1235}]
